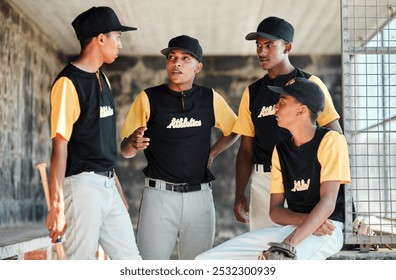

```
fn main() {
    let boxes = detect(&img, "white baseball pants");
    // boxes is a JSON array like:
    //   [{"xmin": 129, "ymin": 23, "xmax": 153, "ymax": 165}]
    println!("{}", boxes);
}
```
[
  {"xmin": 62, "ymin": 172, "xmax": 141, "ymax": 260},
  {"xmin": 249, "ymin": 167, "xmax": 275, "ymax": 230},
  {"xmin": 137, "ymin": 184, "xmax": 215, "ymax": 260},
  {"xmin": 196, "ymin": 220, "xmax": 344, "ymax": 260}
]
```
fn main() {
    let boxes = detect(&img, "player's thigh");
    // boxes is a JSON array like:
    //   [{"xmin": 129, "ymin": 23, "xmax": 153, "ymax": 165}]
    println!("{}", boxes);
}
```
[
  {"xmin": 296, "ymin": 220, "xmax": 344, "ymax": 260},
  {"xmin": 137, "ymin": 188, "xmax": 181, "ymax": 259},
  {"xmin": 63, "ymin": 173, "xmax": 108, "ymax": 259},
  {"xmin": 179, "ymin": 190, "xmax": 215, "ymax": 259},
  {"xmin": 250, "ymin": 171, "xmax": 272, "ymax": 230},
  {"xmin": 196, "ymin": 225, "xmax": 291, "ymax": 260},
  {"xmin": 99, "ymin": 180, "xmax": 141, "ymax": 260}
]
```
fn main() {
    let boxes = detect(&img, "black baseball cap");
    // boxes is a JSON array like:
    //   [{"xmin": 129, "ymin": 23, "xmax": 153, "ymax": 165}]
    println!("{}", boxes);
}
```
[
  {"xmin": 72, "ymin": 6, "xmax": 137, "ymax": 41},
  {"xmin": 267, "ymin": 77, "xmax": 325, "ymax": 114},
  {"xmin": 161, "ymin": 35, "xmax": 203, "ymax": 62},
  {"xmin": 245, "ymin": 16, "xmax": 294, "ymax": 42}
]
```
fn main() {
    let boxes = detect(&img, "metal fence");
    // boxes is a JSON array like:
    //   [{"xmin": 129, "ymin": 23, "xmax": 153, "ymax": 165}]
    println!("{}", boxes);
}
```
[{"xmin": 342, "ymin": 0, "xmax": 396, "ymax": 250}]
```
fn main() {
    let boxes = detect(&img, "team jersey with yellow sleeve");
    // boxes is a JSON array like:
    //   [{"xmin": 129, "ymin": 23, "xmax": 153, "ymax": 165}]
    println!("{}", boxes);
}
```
[
  {"xmin": 270, "ymin": 127, "xmax": 351, "ymax": 222},
  {"xmin": 50, "ymin": 63, "xmax": 117, "ymax": 176},
  {"xmin": 121, "ymin": 84, "xmax": 237, "ymax": 183}
]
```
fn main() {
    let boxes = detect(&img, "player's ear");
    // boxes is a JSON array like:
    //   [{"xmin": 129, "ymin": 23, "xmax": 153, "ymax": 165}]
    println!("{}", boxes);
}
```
[
  {"xmin": 298, "ymin": 105, "xmax": 308, "ymax": 115},
  {"xmin": 97, "ymin": 34, "xmax": 105, "ymax": 45},
  {"xmin": 284, "ymin": 42, "xmax": 292, "ymax": 54},
  {"xmin": 194, "ymin": 62, "xmax": 203, "ymax": 74}
]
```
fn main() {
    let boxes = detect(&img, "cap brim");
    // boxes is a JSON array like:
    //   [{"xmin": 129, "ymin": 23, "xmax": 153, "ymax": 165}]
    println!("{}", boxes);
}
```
[
  {"xmin": 245, "ymin": 32, "xmax": 282, "ymax": 41},
  {"xmin": 160, "ymin": 47, "xmax": 173, "ymax": 57},
  {"xmin": 160, "ymin": 47, "xmax": 201, "ymax": 62},
  {"xmin": 267, "ymin": 85, "xmax": 287, "ymax": 95},
  {"xmin": 119, "ymin": 25, "xmax": 137, "ymax": 32}
]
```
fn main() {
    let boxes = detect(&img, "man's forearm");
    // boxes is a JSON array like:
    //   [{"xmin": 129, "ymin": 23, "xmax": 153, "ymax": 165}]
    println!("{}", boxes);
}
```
[
  {"xmin": 49, "ymin": 136, "xmax": 68, "ymax": 210},
  {"xmin": 270, "ymin": 206, "xmax": 307, "ymax": 226},
  {"xmin": 210, "ymin": 133, "xmax": 239, "ymax": 159},
  {"xmin": 235, "ymin": 145, "xmax": 253, "ymax": 197},
  {"xmin": 282, "ymin": 196, "xmax": 337, "ymax": 246}
]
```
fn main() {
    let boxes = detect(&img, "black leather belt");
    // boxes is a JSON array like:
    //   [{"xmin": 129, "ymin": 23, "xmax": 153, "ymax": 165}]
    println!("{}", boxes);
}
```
[
  {"xmin": 148, "ymin": 179, "xmax": 210, "ymax": 193},
  {"xmin": 255, "ymin": 164, "xmax": 272, "ymax": 173},
  {"xmin": 94, "ymin": 169, "xmax": 115, "ymax": 178}
]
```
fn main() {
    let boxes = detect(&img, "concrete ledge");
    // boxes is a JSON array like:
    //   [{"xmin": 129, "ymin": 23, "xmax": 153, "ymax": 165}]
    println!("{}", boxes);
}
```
[
  {"xmin": 2, "ymin": 224, "xmax": 395, "ymax": 260},
  {"xmin": 0, "ymin": 223, "xmax": 50, "ymax": 259},
  {"xmin": 328, "ymin": 248, "xmax": 396, "ymax": 260}
]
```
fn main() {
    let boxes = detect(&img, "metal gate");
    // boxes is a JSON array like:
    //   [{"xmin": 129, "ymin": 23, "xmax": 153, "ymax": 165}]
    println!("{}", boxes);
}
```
[{"xmin": 342, "ymin": 0, "xmax": 396, "ymax": 250}]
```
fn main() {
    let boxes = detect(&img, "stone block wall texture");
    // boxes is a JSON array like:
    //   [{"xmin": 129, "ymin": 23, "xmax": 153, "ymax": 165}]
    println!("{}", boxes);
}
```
[
  {"xmin": 0, "ymin": 1, "xmax": 64, "ymax": 226},
  {"xmin": 1, "ymin": 0, "xmax": 342, "ymax": 247}
]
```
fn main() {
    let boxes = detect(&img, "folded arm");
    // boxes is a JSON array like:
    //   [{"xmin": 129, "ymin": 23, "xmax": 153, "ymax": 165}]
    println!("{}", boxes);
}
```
[{"xmin": 275, "ymin": 180, "xmax": 341, "ymax": 247}]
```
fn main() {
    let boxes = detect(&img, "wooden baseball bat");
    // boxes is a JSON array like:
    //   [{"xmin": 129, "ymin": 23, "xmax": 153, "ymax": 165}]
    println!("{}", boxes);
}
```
[{"xmin": 36, "ymin": 162, "xmax": 64, "ymax": 260}]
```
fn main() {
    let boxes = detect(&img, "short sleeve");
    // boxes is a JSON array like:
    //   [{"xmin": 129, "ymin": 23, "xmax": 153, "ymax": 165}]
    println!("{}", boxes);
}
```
[
  {"xmin": 213, "ymin": 90, "xmax": 237, "ymax": 136},
  {"xmin": 120, "ymin": 91, "xmax": 151, "ymax": 138},
  {"xmin": 50, "ymin": 77, "xmax": 80, "ymax": 140},
  {"xmin": 318, "ymin": 131, "xmax": 351, "ymax": 184},
  {"xmin": 232, "ymin": 87, "xmax": 255, "ymax": 136},
  {"xmin": 270, "ymin": 147, "xmax": 285, "ymax": 194}
]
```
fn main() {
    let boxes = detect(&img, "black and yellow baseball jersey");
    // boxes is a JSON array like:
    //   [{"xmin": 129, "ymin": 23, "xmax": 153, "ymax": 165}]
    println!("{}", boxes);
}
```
[
  {"xmin": 232, "ymin": 68, "xmax": 340, "ymax": 166},
  {"xmin": 51, "ymin": 63, "xmax": 117, "ymax": 177},
  {"xmin": 121, "ymin": 84, "xmax": 237, "ymax": 184},
  {"xmin": 270, "ymin": 127, "xmax": 351, "ymax": 222}
]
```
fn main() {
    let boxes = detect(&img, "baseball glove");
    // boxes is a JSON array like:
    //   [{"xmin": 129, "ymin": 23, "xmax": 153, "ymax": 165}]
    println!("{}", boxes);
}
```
[
  {"xmin": 352, "ymin": 219, "xmax": 380, "ymax": 251},
  {"xmin": 258, "ymin": 242, "xmax": 297, "ymax": 260}
]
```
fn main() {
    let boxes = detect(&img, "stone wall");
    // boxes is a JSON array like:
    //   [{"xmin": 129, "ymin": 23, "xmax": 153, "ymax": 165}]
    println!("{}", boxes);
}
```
[
  {"xmin": 0, "ymin": 0, "xmax": 64, "ymax": 226},
  {"xmin": 1, "ymin": 0, "xmax": 343, "ymax": 248}
]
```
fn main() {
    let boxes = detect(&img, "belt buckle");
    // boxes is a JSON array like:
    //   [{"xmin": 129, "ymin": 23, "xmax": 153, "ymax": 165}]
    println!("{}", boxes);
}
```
[
  {"xmin": 109, "ymin": 169, "xmax": 114, "ymax": 178},
  {"xmin": 172, "ymin": 183, "xmax": 189, "ymax": 193}
]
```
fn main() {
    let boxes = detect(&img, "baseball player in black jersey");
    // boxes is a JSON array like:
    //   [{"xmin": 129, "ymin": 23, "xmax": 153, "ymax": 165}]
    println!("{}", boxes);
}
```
[
  {"xmin": 196, "ymin": 77, "xmax": 350, "ymax": 260},
  {"xmin": 47, "ymin": 6, "xmax": 141, "ymax": 259},
  {"xmin": 233, "ymin": 17, "xmax": 344, "ymax": 231},
  {"xmin": 120, "ymin": 35, "xmax": 238, "ymax": 259}
]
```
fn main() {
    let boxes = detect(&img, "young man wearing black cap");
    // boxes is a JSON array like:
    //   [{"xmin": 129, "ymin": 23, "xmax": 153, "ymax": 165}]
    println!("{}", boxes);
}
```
[
  {"xmin": 120, "ymin": 35, "xmax": 239, "ymax": 260},
  {"xmin": 233, "ymin": 16, "xmax": 343, "ymax": 231},
  {"xmin": 196, "ymin": 77, "xmax": 350, "ymax": 260},
  {"xmin": 46, "ymin": 6, "xmax": 141, "ymax": 259}
]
